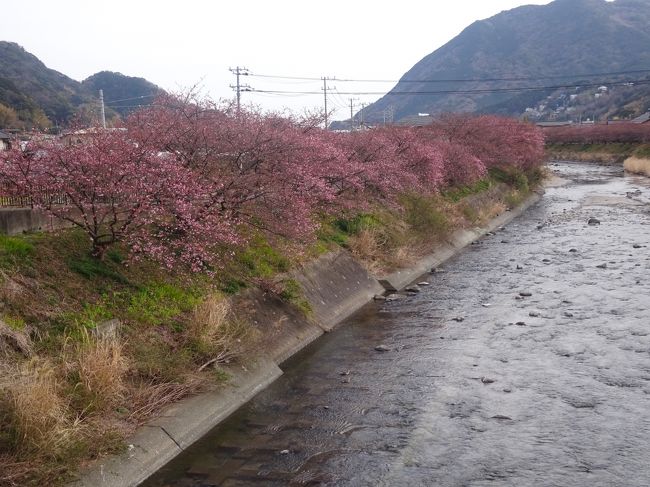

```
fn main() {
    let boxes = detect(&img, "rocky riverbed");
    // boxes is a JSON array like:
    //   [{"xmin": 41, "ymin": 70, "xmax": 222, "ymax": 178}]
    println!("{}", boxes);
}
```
[{"xmin": 144, "ymin": 161, "xmax": 650, "ymax": 487}]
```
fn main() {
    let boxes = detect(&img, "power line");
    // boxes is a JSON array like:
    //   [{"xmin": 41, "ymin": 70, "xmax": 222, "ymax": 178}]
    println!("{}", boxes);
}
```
[
  {"xmin": 248, "ymin": 68, "xmax": 650, "ymax": 84},
  {"xmin": 249, "ymin": 78, "xmax": 650, "ymax": 96},
  {"xmin": 104, "ymin": 94, "xmax": 159, "ymax": 104}
]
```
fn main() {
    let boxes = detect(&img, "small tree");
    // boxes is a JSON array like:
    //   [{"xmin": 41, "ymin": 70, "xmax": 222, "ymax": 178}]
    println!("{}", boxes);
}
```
[{"xmin": 1, "ymin": 129, "xmax": 197, "ymax": 261}]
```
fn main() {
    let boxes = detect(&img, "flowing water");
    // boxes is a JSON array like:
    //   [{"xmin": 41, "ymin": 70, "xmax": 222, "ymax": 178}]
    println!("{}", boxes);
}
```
[{"xmin": 144, "ymin": 162, "xmax": 650, "ymax": 486}]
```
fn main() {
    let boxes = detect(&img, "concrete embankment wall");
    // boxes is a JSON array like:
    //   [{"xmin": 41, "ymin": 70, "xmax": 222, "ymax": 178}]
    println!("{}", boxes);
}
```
[
  {"xmin": 624, "ymin": 157, "xmax": 650, "ymax": 177},
  {"xmin": 546, "ymin": 150, "xmax": 624, "ymax": 164},
  {"xmin": 0, "ymin": 208, "xmax": 72, "ymax": 235},
  {"xmin": 72, "ymin": 189, "xmax": 543, "ymax": 487}
]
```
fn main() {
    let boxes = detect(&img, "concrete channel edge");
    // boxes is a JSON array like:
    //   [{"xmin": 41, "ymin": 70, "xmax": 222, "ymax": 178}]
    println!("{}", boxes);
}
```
[{"xmin": 71, "ymin": 189, "xmax": 543, "ymax": 487}]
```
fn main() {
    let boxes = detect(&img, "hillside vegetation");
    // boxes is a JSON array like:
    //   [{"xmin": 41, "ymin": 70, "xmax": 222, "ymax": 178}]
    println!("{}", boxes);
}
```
[{"xmin": 0, "ymin": 42, "xmax": 161, "ymax": 129}]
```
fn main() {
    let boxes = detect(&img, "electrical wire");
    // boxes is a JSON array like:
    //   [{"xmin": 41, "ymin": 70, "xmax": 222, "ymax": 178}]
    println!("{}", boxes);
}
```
[
  {"xmin": 248, "ymin": 78, "xmax": 650, "ymax": 97},
  {"xmin": 248, "ymin": 68, "xmax": 650, "ymax": 84},
  {"xmin": 104, "ymin": 94, "xmax": 159, "ymax": 104}
]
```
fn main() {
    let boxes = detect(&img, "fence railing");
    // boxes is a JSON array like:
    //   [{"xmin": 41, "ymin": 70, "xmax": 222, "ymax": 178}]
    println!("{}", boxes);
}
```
[{"xmin": 0, "ymin": 185, "xmax": 70, "ymax": 208}]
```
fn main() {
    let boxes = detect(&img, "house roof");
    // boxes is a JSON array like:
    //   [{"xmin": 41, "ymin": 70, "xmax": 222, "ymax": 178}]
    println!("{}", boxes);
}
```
[
  {"xmin": 396, "ymin": 115, "xmax": 435, "ymax": 127},
  {"xmin": 536, "ymin": 121, "xmax": 573, "ymax": 127},
  {"xmin": 631, "ymin": 111, "xmax": 650, "ymax": 124}
]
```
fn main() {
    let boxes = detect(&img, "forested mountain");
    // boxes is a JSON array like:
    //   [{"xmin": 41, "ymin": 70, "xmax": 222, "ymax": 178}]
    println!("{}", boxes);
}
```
[
  {"xmin": 0, "ymin": 42, "xmax": 162, "ymax": 130},
  {"xmin": 82, "ymin": 71, "xmax": 163, "ymax": 117},
  {"xmin": 361, "ymin": 0, "xmax": 650, "ymax": 123}
]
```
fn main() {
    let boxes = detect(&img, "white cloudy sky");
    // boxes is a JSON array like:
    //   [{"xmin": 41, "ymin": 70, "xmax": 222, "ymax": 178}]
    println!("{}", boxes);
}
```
[{"xmin": 3, "ymin": 0, "xmax": 553, "ymax": 120}]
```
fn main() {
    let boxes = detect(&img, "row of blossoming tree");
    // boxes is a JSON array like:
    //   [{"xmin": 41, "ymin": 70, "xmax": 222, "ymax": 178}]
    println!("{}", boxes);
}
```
[
  {"xmin": 543, "ymin": 123, "xmax": 650, "ymax": 144},
  {"xmin": 0, "ymin": 93, "xmax": 545, "ymax": 271}
]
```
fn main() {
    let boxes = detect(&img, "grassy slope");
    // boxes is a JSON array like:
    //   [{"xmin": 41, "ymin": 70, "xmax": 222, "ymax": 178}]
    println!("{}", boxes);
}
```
[
  {"xmin": 0, "ymin": 168, "xmax": 539, "ymax": 486},
  {"xmin": 546, "ymin": 142, "xmax": 650, "ymax": 163}
]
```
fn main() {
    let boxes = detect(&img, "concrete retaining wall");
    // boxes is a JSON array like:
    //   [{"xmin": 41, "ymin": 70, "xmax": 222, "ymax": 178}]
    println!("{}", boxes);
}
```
[
  {"xmin": 71, "ymin": 190, "xmax": 543, "ymax": 487},
  {"xmin": 0, "ymin": 208, "xmax": 69, "ymax": 235},
  {"xmin": 73, "ymin": 359, "xmax": 282, "ymax": 487},
  {"xmin": 293, "ymin": 251, "xmax": 386, "ymax": 331},
  {"xmin": 381, "ymin": 191, "xmax": 543, "ymax": 290}
]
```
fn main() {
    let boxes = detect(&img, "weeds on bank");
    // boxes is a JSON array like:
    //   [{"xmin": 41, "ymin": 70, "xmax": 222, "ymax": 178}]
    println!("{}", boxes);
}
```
[{"xmin": 0, "ymin": 229, "xmax": 264, "ymax": 485}]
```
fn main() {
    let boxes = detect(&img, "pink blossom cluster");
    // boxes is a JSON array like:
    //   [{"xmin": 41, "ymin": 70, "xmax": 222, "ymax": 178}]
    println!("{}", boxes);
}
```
[
  {"xmin": 543, "ymin": 123, "xmax": 650, "ymax": 144},
  {"xmin": 0, "ymin": 94, "xmax": 545, "ymax": 271}
]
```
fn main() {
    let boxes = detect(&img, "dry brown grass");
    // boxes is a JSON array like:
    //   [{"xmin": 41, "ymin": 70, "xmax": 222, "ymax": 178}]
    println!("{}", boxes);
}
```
[
  {"xmin": 0, "ymin": 320, "xmax": 32, "ymax": 358},
  {"xmin": 347, "ymin": 228, "xmax": 384, "ymax": 274},
  {"xmin": 346, "ymin": 217, "xmax": 420, "ymax": 274},
  {"xmin": 128, "ymin": 379, "xmax": 201, "ymax": 425},
  {"xmin": 477, "ymin": 201, "xmax": 507, "ymax": 223},
  {"xmin": 624, "ymin": 157, "xmax": 650, "ymax": 177},
  {"xmin": 189, "ymin": 294, "xmax": 253, "ymax": 368},
  {"xmin": 5, "ymin": 360, "xmax": 81, "ymax": 458},
  {"xmin": 73, "ymin": 331, "xmax": 128, "ymax": 413}
]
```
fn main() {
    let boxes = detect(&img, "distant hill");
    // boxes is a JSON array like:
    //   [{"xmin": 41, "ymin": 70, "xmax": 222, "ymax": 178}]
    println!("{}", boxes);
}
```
[
  {"xmin": 0, "ymin": 41, "xmax": 162, "ymax": 130},
  {"xmin": 361, "ymin": 0, "xmax": 650, "ymax": 123},
  {"xmin": 82, "ymin": 71, "xmax": 163, "ymax": 117}
]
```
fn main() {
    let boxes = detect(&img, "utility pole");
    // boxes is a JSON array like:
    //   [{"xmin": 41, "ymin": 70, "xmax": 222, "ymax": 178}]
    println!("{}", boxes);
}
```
[
  {"xmin": 99, "ymin": 89, "xmax": 106, "ymax": 129},
  {"xmin": 360, "ymin": 102, "xmax": 367, "ymax": 127},
  {"xmin": 349, "ymin": 97, "xmax": 359, "ymax": 130},
  {"xmin": 322, "ymin": 77, "xmax": 330, "ymax": 130},
  {"xmin": 229, "ymin": 66, "xmax": 250, "ymax": 113}
]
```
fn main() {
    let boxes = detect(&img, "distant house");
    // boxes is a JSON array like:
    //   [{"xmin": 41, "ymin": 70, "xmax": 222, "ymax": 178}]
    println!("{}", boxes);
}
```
[
  {"xmin": 0, "ymin": 131, "xmax": 12, "ymax": 151},
  {"xmin": 396, "ymin": 114, "xmax": 435, "ymax": 127},
  {"xmin": 60, "ymin": 127, "xmax": 126, "ymax": 146},
  {"xmin": 631, "ymin": 111, "xmax": 650, "ymax": 124},
  {"xmin": 535, "ymin": 121, "xmax": 573, "ymax": 128}
]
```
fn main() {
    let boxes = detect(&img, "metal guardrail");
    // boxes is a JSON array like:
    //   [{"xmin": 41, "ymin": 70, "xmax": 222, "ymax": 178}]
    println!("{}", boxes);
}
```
[{"xmin": 0, "ymin": 187, "xmax": 70, "ymax": 208}]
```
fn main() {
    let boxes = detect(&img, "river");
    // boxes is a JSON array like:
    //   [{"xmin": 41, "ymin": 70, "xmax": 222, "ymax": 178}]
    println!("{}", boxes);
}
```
[{"xmin": 143, "ymin": 161, "xmax": 650, "ymax": 486}]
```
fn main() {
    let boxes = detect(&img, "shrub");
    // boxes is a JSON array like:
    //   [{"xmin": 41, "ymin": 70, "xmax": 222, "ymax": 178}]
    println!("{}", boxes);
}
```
[
  {"xmin": 624, "ymin": 157, "xmax": 650, "ymax": 177},
  {"xmin": 402, "ymin": 194, "xmax": 450, "ymax": 237}
]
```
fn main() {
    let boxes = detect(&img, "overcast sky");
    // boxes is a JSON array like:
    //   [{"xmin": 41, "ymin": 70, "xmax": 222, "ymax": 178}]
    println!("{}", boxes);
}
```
[{"xmin": 3, "ymin": 0, "xmax": 554, "ymax": 120}]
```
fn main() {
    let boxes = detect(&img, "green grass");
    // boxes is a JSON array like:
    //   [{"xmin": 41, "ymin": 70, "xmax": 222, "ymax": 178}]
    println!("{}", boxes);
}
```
[
  {"xmin": 443, "ymin": 178, "xmax": 491, "ymax": 203},
  {"xmin": 126, "ymin": 283, "xmax": 201, "ymax": 327},
  {"xmin": 315, "ymin": 213, "xmax": 381, "ymax": 249},
  {"xmin": 0, "ymin": 234, "xmax": 35, "ymax": 266},
  {"xmin": 277, "ymin": 278, "xmax": 312, "ymax": 315},
  {"xmin": 2, "ymin": 315, "xmax": 26, "ymax": 331},
  {"xmin": 68, "ymin": 256, "xmax": 128, "ymax": 283},
  {"xmin": 546, "ymin": 142, "xmax": 640, "ymax": 155},
  {"xmin": 237, "ymin": 238, "xmax": 290, "ymax": 278},
  {"xmin": 633, "ymin": 144, "xmax": 650, "ymax": 158},
  {"xmin": 489, "ymin": 167, "xmax": 530, "ymax": 193},
  {"xmin": 402, "ymin": 194, "xmax": 450, "ymax": 236}
]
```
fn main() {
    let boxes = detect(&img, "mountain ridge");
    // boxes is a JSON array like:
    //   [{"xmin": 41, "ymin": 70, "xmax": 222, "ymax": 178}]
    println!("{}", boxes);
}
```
[
  {"xmin": 0, "ymin": 41, "xmax": 162, "ymax": 129},
  {"xmin": 361, "ymin": 0, "xmax": 650, "ymax": 123}
]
